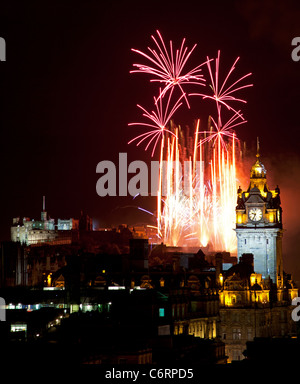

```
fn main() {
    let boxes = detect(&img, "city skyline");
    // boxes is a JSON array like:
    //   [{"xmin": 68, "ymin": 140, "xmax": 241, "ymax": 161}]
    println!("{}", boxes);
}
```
[
  {"xmin": 1, "ymin": 1, "xmax": 300, "ymax": 285},
  {"xmin": 1, "ymin": 1, "xmax": 300, "ymax": 370}
]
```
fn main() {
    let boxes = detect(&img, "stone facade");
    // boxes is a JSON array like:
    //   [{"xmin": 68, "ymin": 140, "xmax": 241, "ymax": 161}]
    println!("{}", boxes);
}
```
[
  {"xmin": 235, "ymin": 151, "xmax": 283, "ymax": 285},
  {"xmin": 218, "ymin": 149, "xmax": 298, "ymax": 362}
]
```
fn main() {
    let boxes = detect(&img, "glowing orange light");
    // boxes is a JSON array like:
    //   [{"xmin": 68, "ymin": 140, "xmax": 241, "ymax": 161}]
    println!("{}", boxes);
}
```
[
  {"xmin": 156, "ymin": 121, "xmax": 240, "ymax": 252},
  {"xmin": 129, "ymin": 33, "xmax": 252, "ymax": 253}
]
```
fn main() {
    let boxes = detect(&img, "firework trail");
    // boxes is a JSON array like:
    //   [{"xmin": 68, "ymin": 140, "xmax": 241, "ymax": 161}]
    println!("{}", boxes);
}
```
[
  {"xmin": 190, "ymin": 50, "xmax": 252, "ymax": 126},
  {"xmin": 131, "ymin": 30, "xmax": 208, "ymax": 108},
  {"xmin": 128, "ymin": 88, "xmax": 184, "ymax": 157},
  {"xmin": 199, "ymin": 110, "xmax": 246, "ymax": 149},
  {"xmin": 188, "ymin": 50, "xmax": 252, "ymax": 251},
  {"xmin": 157, "ymin": 121, "xmax": 240, "ymax": 252},
  {"xmin": 157, "ymin": 52, "xmax": 251, "ymax": 251},
  {"xmin": 129, "ymin": 33, "xmax": 252, "ymax": 253}
]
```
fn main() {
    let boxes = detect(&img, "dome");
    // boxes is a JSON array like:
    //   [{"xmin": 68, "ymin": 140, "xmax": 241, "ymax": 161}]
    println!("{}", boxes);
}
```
[{"xmin": 250, "ymin": 157, "xmax": 266, "ymax": 179}]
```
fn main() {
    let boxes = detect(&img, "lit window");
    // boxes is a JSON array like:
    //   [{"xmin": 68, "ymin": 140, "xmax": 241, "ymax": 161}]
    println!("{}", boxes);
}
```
[
  {"xmin": 159, "ymin": 308, "xmax": 165, "ymax": 317},
  {"xmin": 233, "ymin": 328, "xmax": 241, "ymax": 340},
  {"xmin": 11, "ymin": 324, "xmax": 27, "ymax": 333}
]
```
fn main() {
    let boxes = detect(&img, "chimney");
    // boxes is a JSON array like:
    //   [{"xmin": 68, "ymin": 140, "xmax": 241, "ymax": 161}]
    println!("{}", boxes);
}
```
[
  {"xmin": 215, "ymin": 252, "xmax": 223, "ymax": 277},
  {"xmin": 239, "ymin": 253, "xmax": 254, "ymax": 267}
]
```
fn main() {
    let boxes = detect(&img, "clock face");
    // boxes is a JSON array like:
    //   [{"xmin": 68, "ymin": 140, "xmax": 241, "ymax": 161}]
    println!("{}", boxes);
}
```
[{"xmin": 249, "ymin": 208, "xmax": 263, "ymax": 222}]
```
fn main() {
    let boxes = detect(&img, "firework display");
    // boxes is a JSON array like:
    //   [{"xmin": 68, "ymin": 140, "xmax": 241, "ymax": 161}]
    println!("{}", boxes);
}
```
[
  {"xmin": 128, "ymin": 88, "xmax": 184, "ymax": 157},
  {"xmin": 131, "ymin": 30, "xmax": 207, "ymax": 108},
  {"xmin": 129, "ymin": 31, "xmax": 252, "ymax": 253}
]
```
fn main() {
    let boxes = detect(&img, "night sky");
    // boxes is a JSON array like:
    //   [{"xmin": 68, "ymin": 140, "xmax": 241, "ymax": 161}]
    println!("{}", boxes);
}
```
[{"xmin": 1, "ymin": 0, "xmax": 300, "ymax": 281}]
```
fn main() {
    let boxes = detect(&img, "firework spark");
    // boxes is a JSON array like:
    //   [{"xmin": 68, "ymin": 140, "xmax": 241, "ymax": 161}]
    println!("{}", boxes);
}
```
[
  {"xmin": 157, "ymin": 120, "xmax": 239, "ymax": 252},
  {"xmin": 128, "ymin": 88, "xmax": 184, "ymax": 156},
  {"xmin": 199, "ymin": 110, "xmax": 247, "ymax": 150},
  {"xmin": 155, "ymin": 49, "xmax": 252, "ymax": 252},
  {"xmin": 131, "ymin": 30, "xmax": 207, "ymax": 108},
  {"xmin": 129, "ymin": 33, "xmax": 252, "ymax": 254},
  {"xmin": 190, "ymin": 50, "xmax": 252, "ymax": 124}
]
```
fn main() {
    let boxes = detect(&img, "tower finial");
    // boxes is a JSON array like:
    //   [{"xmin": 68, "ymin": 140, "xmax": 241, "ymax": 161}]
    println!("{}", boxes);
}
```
[
  {"xmin": 256, "ymin": 137, "xmax": 260, "ymax": 158},
  {"xmin": 41, "ymin": 196, "xmax": 47, "ymax": 222}
]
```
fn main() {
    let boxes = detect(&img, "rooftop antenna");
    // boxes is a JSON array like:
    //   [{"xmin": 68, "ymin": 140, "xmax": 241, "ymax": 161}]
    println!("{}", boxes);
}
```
[
  {"xmin": 256, "ymin": 137, "xmax": 260, "ymax": 158},
  {"xmin": 41, "ymin": 196, "xmax": 47, "ymax": 222}
]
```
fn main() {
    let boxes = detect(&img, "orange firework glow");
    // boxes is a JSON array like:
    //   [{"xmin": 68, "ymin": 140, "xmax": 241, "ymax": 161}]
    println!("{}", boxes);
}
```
[
  {"xmin": 157, "ymin": 119, "xmax": 240, "ymax": 253},
  {"xmin": 129, "ymin": 32, "xmax": 252, "ymax": 253}
]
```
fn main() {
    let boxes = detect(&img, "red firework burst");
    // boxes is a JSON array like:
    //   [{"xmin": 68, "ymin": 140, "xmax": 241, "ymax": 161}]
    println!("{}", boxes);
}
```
[
  {"xmin": 190, "ymin": 50, "xmax": 253, "ymax": 124},
  {"xmin": 131, "ymin": 30, "xmax": 207, "ymax": 108},
  {"xmin": 128, "ymin": 88, "xmax": 184, "ymax": 157}
]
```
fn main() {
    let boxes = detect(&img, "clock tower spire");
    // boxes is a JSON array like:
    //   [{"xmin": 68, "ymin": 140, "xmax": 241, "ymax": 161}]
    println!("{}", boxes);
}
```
[{"xmin": 235, "ymin": 145, "xmax": 283, "ymax": 287}]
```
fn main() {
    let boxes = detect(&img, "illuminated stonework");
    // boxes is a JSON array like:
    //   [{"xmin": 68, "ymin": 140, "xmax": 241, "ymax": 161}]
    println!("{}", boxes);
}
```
[
  {"xmin": 235, "ymin": 150, "xmax": 283, "ymax": 286},
  {"xmin": 218, "ymin": 255, "xmax": 298, "ymax": 362},
  {"xmin": 10, "ymin": 197, "xmax": 80, "ymax": 246}
]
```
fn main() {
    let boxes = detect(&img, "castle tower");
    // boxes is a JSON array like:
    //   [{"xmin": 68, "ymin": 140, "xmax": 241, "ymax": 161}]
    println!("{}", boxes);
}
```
[
  {"xmin": 41, "ymin": 195, "xmax": 47, "ymax": 222},
  {"xmin": 235, "ymin": 141, "xmax": 283, "ymax": 287}
]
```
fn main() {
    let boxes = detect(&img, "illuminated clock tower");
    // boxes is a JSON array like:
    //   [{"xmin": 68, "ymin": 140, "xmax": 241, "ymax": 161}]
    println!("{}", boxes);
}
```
[{"xmin": 235, "ymin": 142, "xmax": 283, "ymax": 287}]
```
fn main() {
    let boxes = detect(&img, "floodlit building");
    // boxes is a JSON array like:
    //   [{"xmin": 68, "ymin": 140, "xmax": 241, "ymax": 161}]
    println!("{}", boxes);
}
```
[
  {"xmin": 11, "ymin": 196, "xmax": 80, "ymax": 246},
  {"xmin": 219, "ymin": 148, "xmax": 298, "ymax": 362}
]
